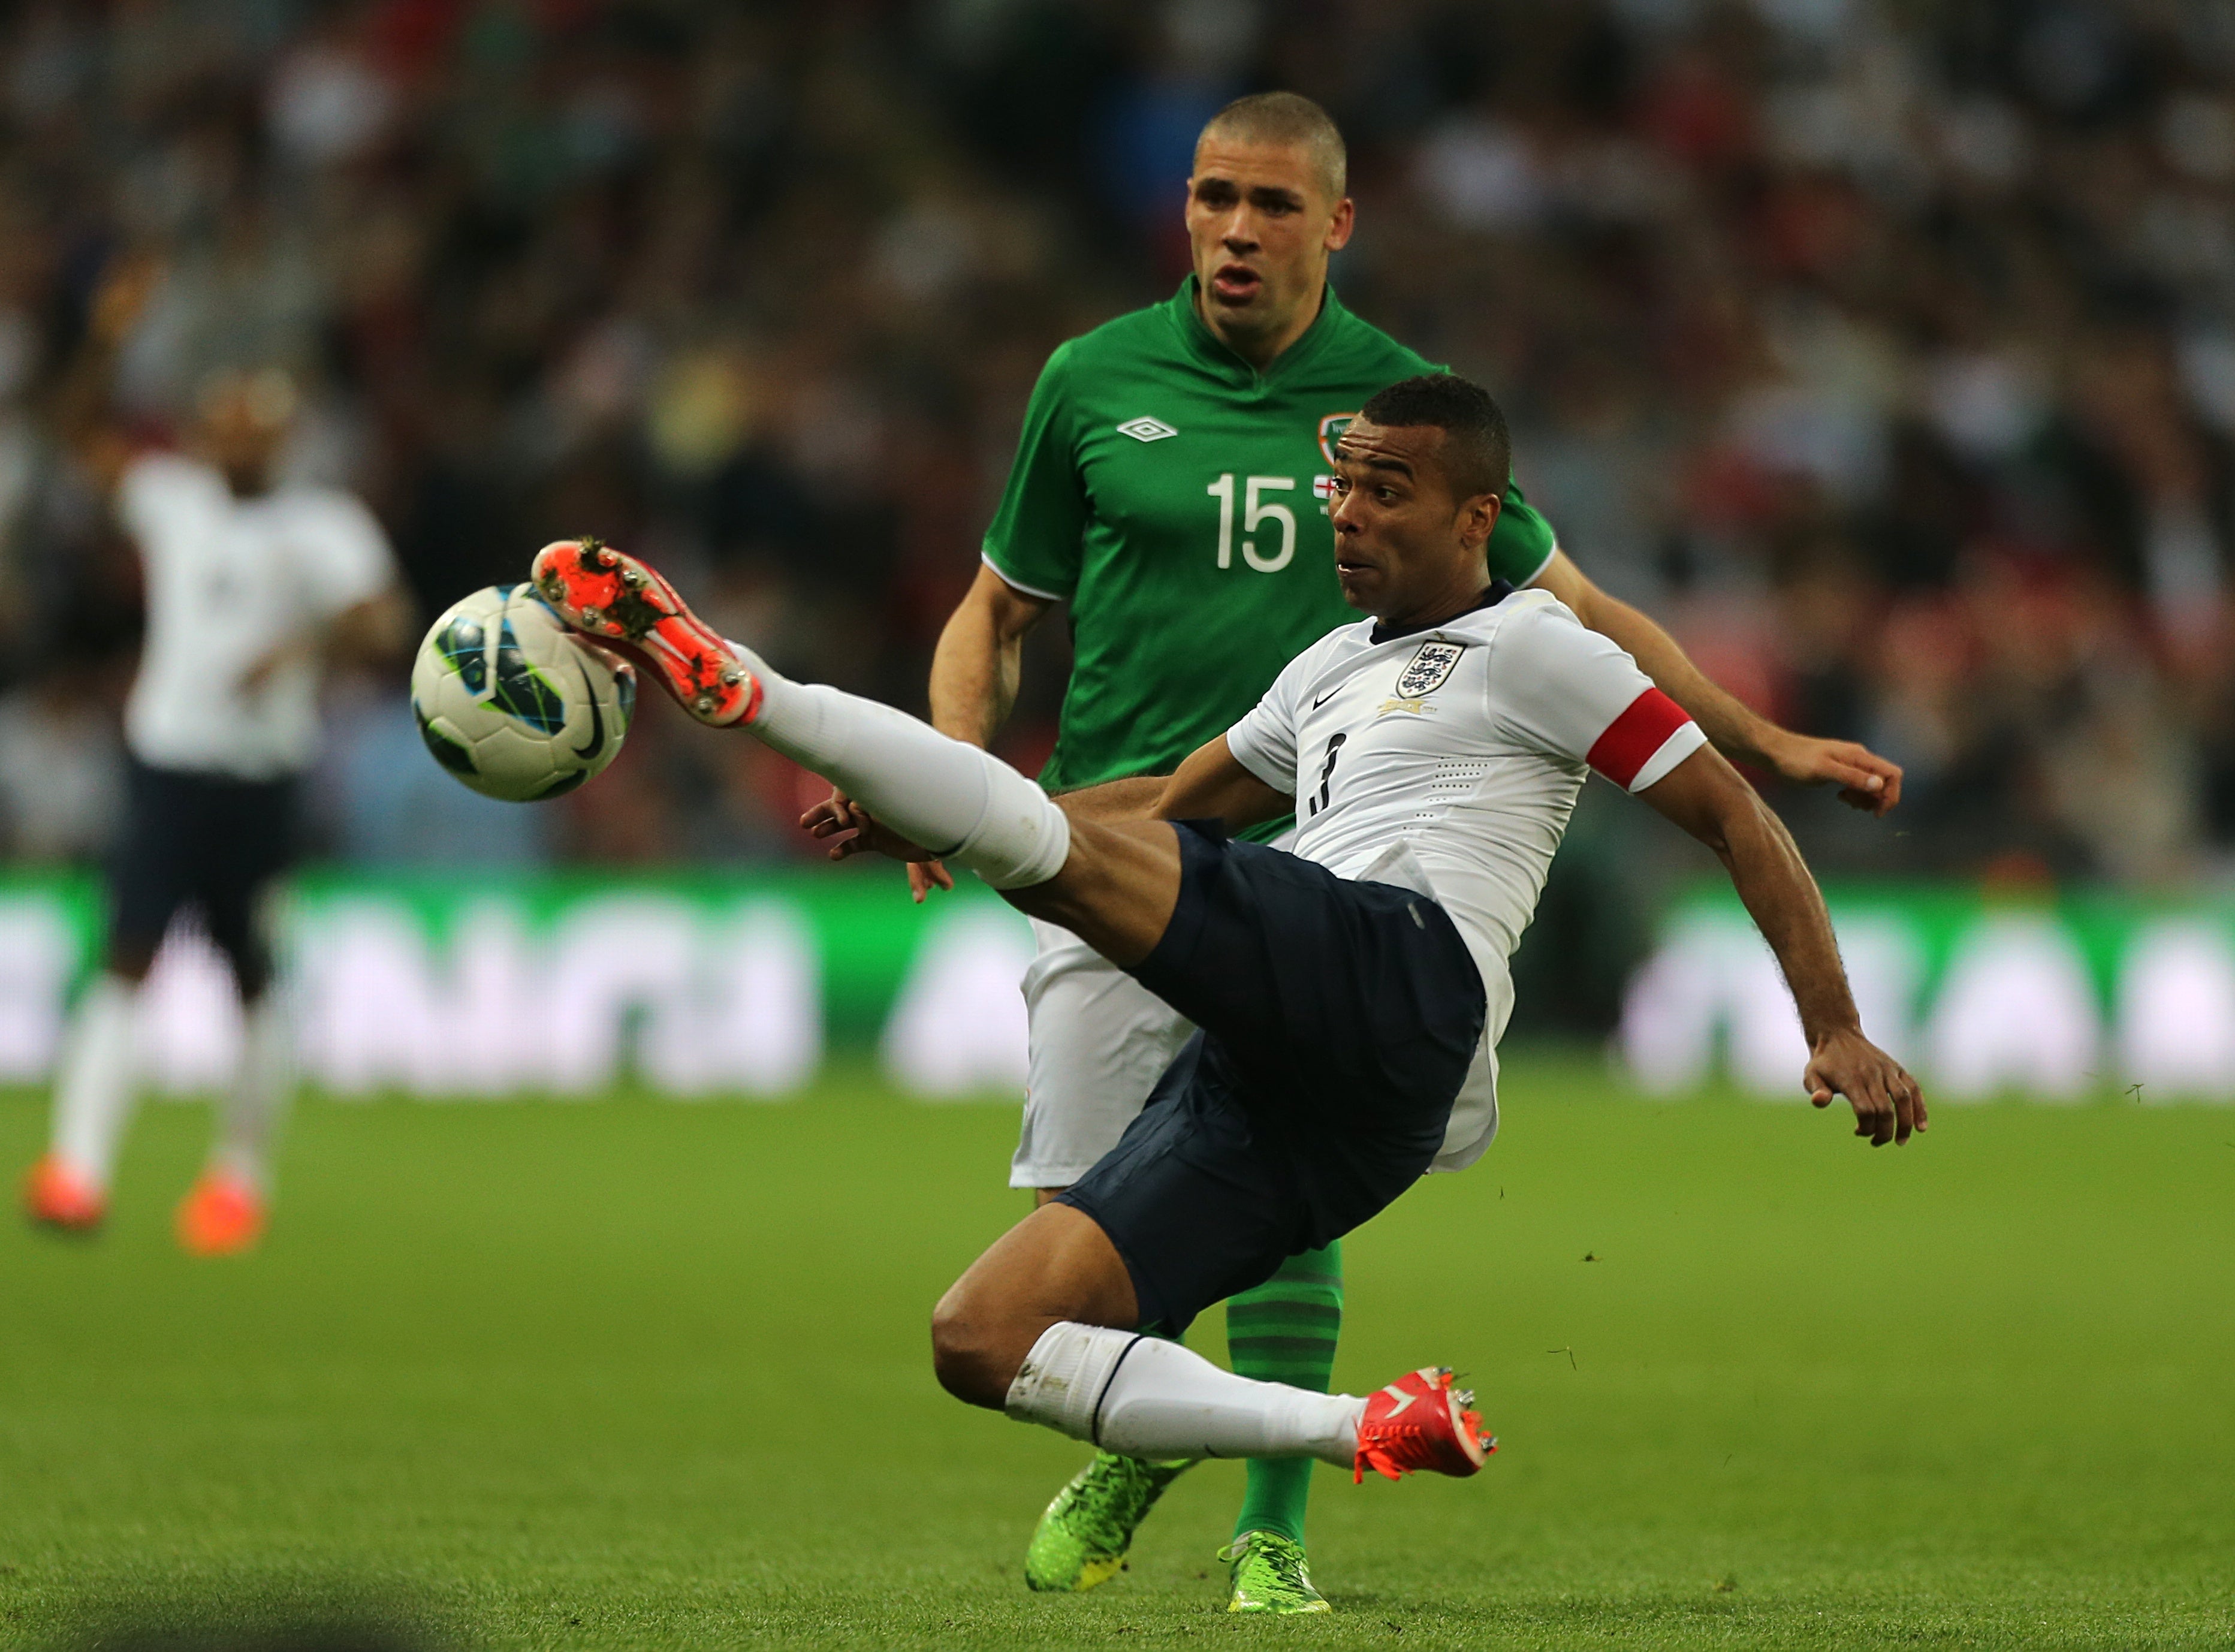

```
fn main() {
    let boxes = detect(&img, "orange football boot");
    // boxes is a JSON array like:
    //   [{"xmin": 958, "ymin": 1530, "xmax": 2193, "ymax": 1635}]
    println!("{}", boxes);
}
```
[
  {"xmin": 1353, "ymin": 1366, "xmax": 1496, "ymax": 1482},
  {"xmin": 23, "ymin": 1154, "xmax": 105, "ymax": 1232},
  {"xmin": 529, "ymin": 538, "xmax": 761, "ymax": 727},
  {"xmin": 176, "ymin": 1170, "xmax": 265, "ymax": 1257}
]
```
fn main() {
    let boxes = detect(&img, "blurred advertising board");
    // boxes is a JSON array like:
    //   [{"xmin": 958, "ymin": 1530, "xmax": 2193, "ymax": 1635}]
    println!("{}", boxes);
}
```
[
  {"xmin": 8, "ymin": 872, "xmax": 2231, "ymax": 1104},
  {"xmin": 0, "ymin": 869, "xmax": 1035, "ymax": 1101},
  {"xmin": 1621, "ymin": 884, "xmax": 2235, "ymax": 1102}
]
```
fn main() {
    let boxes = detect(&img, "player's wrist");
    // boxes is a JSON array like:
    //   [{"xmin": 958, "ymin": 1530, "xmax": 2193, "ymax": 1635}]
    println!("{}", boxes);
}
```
[{"xmin": 1727, "ymin": 719, "xmax": 1797, "ymax": 773}]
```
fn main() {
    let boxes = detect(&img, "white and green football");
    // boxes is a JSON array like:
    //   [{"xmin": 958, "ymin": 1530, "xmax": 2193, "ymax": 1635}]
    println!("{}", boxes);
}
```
[{"xmin": 411, "ymin": 583, "xmax": 635, "ymax": 801}]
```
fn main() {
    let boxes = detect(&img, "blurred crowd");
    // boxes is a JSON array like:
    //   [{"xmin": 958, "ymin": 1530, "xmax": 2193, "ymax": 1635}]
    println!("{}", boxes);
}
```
[{"xmin": 1, "ymin": 0, "xmax": 2233, "ymax": 890}]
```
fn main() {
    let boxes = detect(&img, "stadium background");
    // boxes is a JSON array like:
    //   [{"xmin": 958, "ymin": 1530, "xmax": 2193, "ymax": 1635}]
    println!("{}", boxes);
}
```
[
  {"xmin": 2, "ymin": 4, "xmax": 2233, "ymax": 1648},
  {"xmin": 7, "ymin": 0, "xmax": 2235, "ymax": 1073}
]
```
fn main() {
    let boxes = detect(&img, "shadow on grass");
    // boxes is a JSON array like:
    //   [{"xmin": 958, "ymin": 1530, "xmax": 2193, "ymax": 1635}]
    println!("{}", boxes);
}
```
[{"xmin": 47, "ymin": 1594, "xmax": 442, "ymax": 1652}]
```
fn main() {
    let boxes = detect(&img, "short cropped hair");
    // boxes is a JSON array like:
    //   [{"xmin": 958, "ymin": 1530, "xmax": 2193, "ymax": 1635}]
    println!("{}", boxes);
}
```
[
  {"xmin": 1358, "ymin": 374, "xmax": 1511, "ymax": 502},
  {"xmin": 1198, "ymin": 92, "xmax": 1347, "ymax": 201}
]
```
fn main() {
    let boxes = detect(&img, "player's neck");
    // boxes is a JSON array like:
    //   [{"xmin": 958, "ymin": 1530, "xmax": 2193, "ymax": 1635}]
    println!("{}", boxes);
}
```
[
  {"xmin": 1374, "ymin": 579, "xmax": 1497, "ymax": 638},
  {"xmin": 1196, "ymin": 280, "xmax": 1326, "ymax": 372}
]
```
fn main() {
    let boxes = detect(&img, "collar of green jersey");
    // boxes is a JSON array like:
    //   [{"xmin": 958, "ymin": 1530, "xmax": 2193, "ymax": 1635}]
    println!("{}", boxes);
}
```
[{"xmin": 1169, "ymin": 275, "xmax": 1345, "ymax": 384}]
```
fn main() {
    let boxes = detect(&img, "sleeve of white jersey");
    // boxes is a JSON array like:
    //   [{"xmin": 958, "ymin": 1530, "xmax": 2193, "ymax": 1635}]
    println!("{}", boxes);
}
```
[
  {"xmin": 301, "ymin": 493, "xmax": 398, "ymax": 618},
  {"xmin": 1223, "ymin": 643, "xmax": 1318, "ymax": 797},
  {"xmin": 115, "ymin": 453, "xmax": 196, "ymax": 550},
  {"xmin": 1489, "ymin": 599, "xmax": 1706, "ymax": 792}
]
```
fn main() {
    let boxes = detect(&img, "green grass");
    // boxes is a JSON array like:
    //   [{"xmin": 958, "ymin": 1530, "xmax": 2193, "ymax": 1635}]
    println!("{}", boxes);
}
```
[{"xmin": 2, "ymin": 1060, "xmax": 2232, "ymax": 1650}]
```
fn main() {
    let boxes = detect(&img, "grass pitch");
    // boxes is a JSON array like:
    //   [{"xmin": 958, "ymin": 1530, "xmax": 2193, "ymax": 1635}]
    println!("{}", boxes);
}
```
[{"xmin": 2, "ymin": 1059, "xmax": 2231, "ymax": 1650}]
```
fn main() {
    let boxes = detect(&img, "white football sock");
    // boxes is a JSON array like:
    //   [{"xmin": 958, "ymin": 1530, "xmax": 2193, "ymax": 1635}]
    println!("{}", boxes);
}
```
[
  {"xmin": 49, "ymin": 973, "xmax": 140, "ymax": 1190},
  {"xmin": 212, "ymin": 991, "xmax": 294, "ymax": 1193},
  {"xmin": 1006, "ymin": 1322, "xmax": 1365, "ymax": 1466},
  {"xmin": 741, "ymin": 656, "xmax": 1069, "ymax": 890}
]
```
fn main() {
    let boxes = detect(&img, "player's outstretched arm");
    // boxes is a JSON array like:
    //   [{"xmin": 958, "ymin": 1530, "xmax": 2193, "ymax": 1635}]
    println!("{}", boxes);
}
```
[
  {"xmin": 1638, "ymin": 744, "xmax": 1927, "ymax": 1146},
  {"xmin": 1531, "ymin": 552, "xmax": 1902, "ymax": 816}
]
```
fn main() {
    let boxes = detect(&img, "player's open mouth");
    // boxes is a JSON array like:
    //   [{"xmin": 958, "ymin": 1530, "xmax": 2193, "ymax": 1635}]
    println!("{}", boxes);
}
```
[{"xmin": 1211, "ymin": 263, "xmax": 1261, "ymax": 302}]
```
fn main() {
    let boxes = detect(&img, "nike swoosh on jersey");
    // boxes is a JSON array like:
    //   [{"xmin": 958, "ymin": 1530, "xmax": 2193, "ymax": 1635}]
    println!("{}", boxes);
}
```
[
  {"xmin": 571, "ymin": 659, "xmax": 605, "ymax": 759},
  {"xmin": 1311, "ymin": 689, "xmax": 1341, "ymax": 709}
]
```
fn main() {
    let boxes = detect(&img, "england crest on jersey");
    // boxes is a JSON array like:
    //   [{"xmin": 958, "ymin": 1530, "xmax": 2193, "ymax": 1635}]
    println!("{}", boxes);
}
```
[
  {"xmin": 1318, "ymin": 412, "xmax": 1358, "ymax": 467},
  {"xmin": 1396, "ymin": 640, "xmax": 1465, "ymax": 698}
]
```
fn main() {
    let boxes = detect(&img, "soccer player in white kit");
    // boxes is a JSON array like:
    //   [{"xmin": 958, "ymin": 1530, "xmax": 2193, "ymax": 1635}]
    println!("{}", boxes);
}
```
[
  {"xmin": 528, "ymin": 370, "xmax": 1923, "ymax": 1570},
  {"xmin": 22, "ymin": 364, "xmax": 406, "ymax": 1253}
]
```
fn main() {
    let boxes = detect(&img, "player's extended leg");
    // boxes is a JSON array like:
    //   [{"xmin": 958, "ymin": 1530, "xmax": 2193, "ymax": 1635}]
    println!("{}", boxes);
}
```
[
  {"xmin": 25, "ymin": 758, "xmax": 182, "ymax": 1233},
  {"xmin": 176, "ymin": 778, "xmax": 298, "ymax": 1258},
  {"xmin": 930, "ymin": 1202, "xmax": 1486, "ymax": 1482},
  {"xmin": 532, "ymin": 539, "xmax": 1180, "ymax": 960},
  {"xmin": 25, "ymin": 938, "xmax": 153, "ymax": 1232},
  {"xmin": 178, "ymin": 966, "xmax": 286, "ymax": 1258}
]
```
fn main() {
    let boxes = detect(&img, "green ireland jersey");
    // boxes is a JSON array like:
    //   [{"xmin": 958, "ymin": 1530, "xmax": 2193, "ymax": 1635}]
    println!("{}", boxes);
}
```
[{"xmin": 983, "ymin": 277, "xmax": 1558, "ymax": 796}]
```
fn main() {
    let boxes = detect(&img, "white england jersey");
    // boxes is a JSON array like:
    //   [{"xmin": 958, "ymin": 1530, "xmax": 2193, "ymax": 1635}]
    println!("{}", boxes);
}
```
[
  {"xmin": 120, "ymin": 453, "xmax": 396, "ymax": 780},
  {"xmin": 1225, "ymin": 587, "xmax": 1705, "ymax": 1170}
]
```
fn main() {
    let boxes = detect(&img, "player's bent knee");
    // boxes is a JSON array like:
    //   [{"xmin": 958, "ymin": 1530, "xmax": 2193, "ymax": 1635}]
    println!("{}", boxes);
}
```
[
  {"xmin": 930, "ymin": 1202, "xmax": 1139, "ymax": 1408},
  {"xmin": 928, "ymin": 1289, "xmax": 1029, "ymax": 1410}
]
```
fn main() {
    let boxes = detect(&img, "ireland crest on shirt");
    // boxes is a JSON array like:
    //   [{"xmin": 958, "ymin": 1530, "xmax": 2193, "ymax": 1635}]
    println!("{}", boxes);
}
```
[
  {"xmin": 1318, "ymin": 412, "xmax": 1358, "ymax": 467},
  {"xmin": 1396, "ymin": 640, "xmax": 1465, "ymax": 697}
]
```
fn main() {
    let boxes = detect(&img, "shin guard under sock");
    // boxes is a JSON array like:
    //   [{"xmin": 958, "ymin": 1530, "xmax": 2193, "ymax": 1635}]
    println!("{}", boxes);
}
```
[
  {"xmin": 746, "ymin": 670, "xmax": 1069, "ymax": 890},
  {"xmin": 1007, "ymin": 1321, "xmax": 1362, "ymax": 1467}
]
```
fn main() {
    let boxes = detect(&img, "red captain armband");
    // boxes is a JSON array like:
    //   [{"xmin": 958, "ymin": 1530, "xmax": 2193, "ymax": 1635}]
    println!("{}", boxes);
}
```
[{"xmin": 1585, "ymin": 688, "xmax": 1694, "ymax": 789}]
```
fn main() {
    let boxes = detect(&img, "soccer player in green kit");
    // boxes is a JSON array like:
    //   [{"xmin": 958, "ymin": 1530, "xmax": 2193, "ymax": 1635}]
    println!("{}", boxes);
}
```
[{"xmin": 901, "ymin": 92, "xmax": 1904, "ymax": 1613}]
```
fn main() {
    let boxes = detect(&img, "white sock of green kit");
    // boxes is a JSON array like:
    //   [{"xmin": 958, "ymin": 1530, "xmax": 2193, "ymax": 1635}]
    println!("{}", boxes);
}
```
[
  {"xmin": 1006, "ymin": 1322, "xmax": 1366, "ymax": 1466},
  {"xmin": 212, "ymin": 991, "xmax": 294, "ymax": 1193},
  {"xmin": 49, "ymin": 973, "xmax": 141, "ymax": 1190},
  {"xmin": 740, "ymin": 650, "xmax": 1069, "ymax": 890}
]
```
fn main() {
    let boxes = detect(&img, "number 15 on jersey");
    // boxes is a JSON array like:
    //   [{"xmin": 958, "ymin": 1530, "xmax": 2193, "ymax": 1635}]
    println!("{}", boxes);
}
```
[{"xmin": 1207, "ymin": 474, "xmax": 1297, "ymax": 573}]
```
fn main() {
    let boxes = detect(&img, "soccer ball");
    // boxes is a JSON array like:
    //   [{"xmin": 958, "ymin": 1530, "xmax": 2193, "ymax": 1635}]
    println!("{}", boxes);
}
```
[{"xmin": 411, "ymin": 583, "xmax": 635, "ymax": 801}]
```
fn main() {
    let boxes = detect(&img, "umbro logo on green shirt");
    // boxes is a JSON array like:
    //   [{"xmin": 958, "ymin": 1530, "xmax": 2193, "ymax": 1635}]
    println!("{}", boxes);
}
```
[{"xmin": 1117, "ymin": 416, "xmax": 1177, "ymax": 442}]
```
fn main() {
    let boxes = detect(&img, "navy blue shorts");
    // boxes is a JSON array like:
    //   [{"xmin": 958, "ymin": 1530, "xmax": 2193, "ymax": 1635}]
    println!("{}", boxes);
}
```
[
  {"xmin": 110, "ymin": 757, "xmax": 299, "ymax": 994},
  {"xmin": 1056, "ymin": 823, "xmax": 1487, "ymax": 1336}
]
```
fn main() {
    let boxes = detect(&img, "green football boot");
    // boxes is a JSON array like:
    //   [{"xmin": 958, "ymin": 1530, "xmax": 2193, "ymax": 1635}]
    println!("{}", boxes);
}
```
[
  {"xmin": 1218, "ymin": 1531, "xmax": 1332, "ymax": 1614},
  {"xmin": 1023, "ymin": 1452, "xmax": 1194, "ymax": 1592}
]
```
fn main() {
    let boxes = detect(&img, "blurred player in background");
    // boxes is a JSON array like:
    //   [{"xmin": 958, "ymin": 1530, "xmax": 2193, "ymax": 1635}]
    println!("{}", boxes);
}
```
[
  {"xmin": 892, "ymin": 93, "xmax": 1906, "ymax": 1611},
  {"xmin": 22, "ymin": 260, "xmax": 407, "ymax": 1255}
]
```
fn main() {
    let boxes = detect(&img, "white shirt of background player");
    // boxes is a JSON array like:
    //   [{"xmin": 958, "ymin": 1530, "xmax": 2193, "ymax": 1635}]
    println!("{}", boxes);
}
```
[
  {"xmin": 1226, "ymin": 587, "xmax": 1705, "ymax": 1170},
  {"xmin": 120, "ymin": 452, "xmax": 396, "ymax": 780}
]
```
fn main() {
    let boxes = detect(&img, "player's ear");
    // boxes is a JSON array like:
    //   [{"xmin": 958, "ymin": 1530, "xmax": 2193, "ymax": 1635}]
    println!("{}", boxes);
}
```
[
  {"xmin": 1325, "ymin": 197, "xmax": 1355, "ymax": 252},
  {"xmin": 1456, "ymin": 489, "xmax": 1501, "ymax": 551}
]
